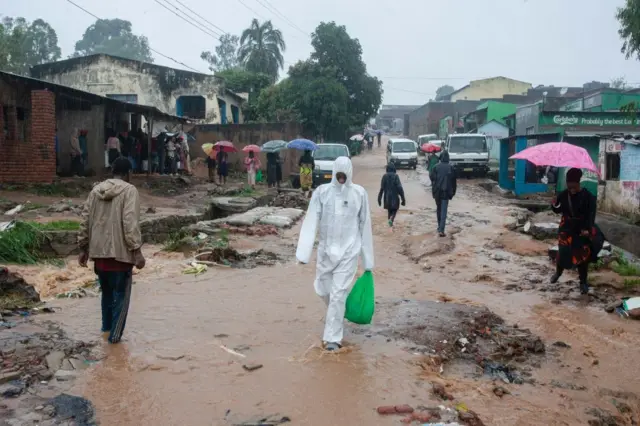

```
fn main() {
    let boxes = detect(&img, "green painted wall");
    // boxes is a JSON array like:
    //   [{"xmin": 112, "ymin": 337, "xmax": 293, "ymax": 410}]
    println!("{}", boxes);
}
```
[
  {"xmin": 601, "ymin": 93, "xmax": 640, "ymax": 111},
  {"xmin": 556, "ymin": 137, "xmax": 599, "ymax": 197},
  {"xmin": 481, "ymin": 101, "xmax": 517, "ymax": 124}
]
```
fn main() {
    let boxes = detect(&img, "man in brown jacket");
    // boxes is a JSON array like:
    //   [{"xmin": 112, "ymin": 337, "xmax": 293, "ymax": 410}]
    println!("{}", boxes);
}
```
[{"xmin": 78, "ymin": 157, "xmax": 145, "ymax": 343}]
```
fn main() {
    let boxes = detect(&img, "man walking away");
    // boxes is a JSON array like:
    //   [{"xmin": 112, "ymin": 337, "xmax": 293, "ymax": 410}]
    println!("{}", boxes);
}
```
[
  {"xmin": 78, "ymin": 158, "xmax": 145, "ymax": 344},
  {"xmin": 429, "ymin": 150, "xmax": 457, "ymax": 237},
  {"xmin": 296, "ymin": 157, "xmax": 374, "ymax": 352},
  {"xmin": 378, "ymin": 162, "xmax": 406, "ymax": 228}
]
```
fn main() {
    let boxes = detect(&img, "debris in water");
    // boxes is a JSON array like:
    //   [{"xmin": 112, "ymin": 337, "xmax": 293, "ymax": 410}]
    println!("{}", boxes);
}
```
[
  {"xmin": 182, "ymin": 262, "xmax": 208, "ymax": 275},
  {"xmin": 242, "ymin": 363, "xmax": 263, "ymax": 372},
  {"xmin": 493, "ymin": 386, "xmax": 510, "ymax": 398},
  {"xmin": 220, "ymin": 345, "xmax": 246, "ymax": 358},
  {"xmin": 377, "ymin": 405, "xmax": 415, "ymax": 415},
  {"xmin": 483, "ymin": 361, "xmax": 523, "ymax": 384},
  {"xmin": 432, "ymin": 383, "xmax": 454, "ymax": 400},
  {"xmin": 233, "ymin": 414, "xmax": 291, "ymax": 426}
]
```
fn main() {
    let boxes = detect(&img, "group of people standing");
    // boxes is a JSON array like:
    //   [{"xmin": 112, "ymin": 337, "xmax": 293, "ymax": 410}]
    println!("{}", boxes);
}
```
[
  {"xmin": 105, "ymin": 129, "xmax": 153, "ymax": 174},
  {"xmin": 206, "ymin": 148, "xmax": 283, "ymax": 188}
]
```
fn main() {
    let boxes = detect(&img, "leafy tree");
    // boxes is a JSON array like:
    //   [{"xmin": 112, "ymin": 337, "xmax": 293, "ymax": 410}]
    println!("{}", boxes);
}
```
[
  {"xmin": 617, "ymin": 0, "xmax": 640, "ymax": 60},
  {"xmin": 254, "ymin": 21, "xmax": 383, "ymax": 140},
  {"xmin": 309, "ymin": 22, "xmax": 382, "ymax": 128},
  {"xmin": 201, "ymin": 34, "xmax": 239, "ymax": 72},
  {"xmin": 0, "ymin": 17, "xmax": 61, "ymax": 74},
  {"xmin": 73, "ymin": 19, "xmax": 153, "ymax": 62},
  {"xmin": 436, "ymin": 84, "xmax": 455, "ymax": 99},
  {"xmin": 238, "ymin": 19, "xmax": 286, "ymax": 81},
  {"xmin": 611, "ymin": 76, "xmax": 631, "ymax": 90},
  {"xmin": 215, "ymin": 68, "xmax": 271, "ymax": 96}
]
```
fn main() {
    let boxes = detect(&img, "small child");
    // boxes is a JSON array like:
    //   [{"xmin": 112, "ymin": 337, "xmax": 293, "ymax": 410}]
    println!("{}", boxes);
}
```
[{"xmin": 377, "ymin": 162, "xmax": 406, "ymax": 227}]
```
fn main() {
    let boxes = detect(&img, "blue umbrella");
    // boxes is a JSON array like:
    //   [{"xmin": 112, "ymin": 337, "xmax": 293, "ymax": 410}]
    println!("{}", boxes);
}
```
[
  {"xmin": 261, "ymin": 139, "xmax": 288, "ymax": 153},
  {"xmin": 287, "ymin": 138, "xmax": 317, "ymax": 151}
]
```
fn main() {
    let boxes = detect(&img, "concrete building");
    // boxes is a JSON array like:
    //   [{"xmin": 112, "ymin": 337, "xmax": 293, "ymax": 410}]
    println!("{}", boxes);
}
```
[
  {"xmin": 440, "ymin": 77, "xmax": 532, "ymax": 102},
  {"xmin": 31, "ymin": 54, "xmax": 246, "ymax": 124},
  {"xmin": 375, "ymin": 105, "xmax": 421, "ymax": 130},
  {"xmin": 408, "ymin": 100, "xmax": 479, "ymax": 142}
]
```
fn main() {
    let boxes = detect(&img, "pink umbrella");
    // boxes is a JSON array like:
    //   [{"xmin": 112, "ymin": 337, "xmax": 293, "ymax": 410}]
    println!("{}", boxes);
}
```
[
  {"xmin": 213, "ymin": 140, "xmax": 237, "ymax": 153},
  {"xmin": 509, "ymin": 142, "xmax": 598, "ymax": 174},
  {"xmin": 242, "ymin": 144, "xmax": 261, "ymax": 153}
]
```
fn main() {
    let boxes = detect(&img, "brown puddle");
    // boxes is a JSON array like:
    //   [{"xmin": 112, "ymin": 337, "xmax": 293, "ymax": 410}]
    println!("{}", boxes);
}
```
[{"xmin": 15, "ymin": 142, "xmax": 638, "ymax": 426}]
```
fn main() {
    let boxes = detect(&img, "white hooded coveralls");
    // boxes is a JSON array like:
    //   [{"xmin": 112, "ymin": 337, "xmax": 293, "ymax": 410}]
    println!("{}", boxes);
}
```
[{"xmin": 296, "ymin": 156, "xmax": 375, "ymax": 343}]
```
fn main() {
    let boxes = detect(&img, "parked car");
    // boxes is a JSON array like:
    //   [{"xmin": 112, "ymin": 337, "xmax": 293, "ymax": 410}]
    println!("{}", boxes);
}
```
[
  {"xmin": 417, "ymin": 134, "xmax": 438, "ymax": 155},
  {"xmin": 386, "ymin": 138, "xmax": 418, "ymax": 169},
  {"xmin": 312, "ymin": 143, "xmax": 351, "ymax": 187}
]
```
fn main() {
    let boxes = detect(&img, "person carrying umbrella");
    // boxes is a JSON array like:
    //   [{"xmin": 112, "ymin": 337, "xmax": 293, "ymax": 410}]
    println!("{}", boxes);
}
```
[
  {"xmin": 243, "ymin": 150, "xmax": 261, "ymax": 189},
  {"xmin": 550, "ymin": 168, "xmax": 604, "ymax": 294},
  {"xmin": 266, "ymin": 152, "xmax": 282, "ymax": 188},
  {"xmin": 217, "ymin": 148, "xmax": 229, "ymax": 186},
  {"xmin": 299, "ymin": 150, "xmax": 315, "ymax": 197}
]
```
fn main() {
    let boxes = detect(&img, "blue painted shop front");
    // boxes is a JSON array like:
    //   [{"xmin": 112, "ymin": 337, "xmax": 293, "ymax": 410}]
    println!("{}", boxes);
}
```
[{"xmin": 499, "ymin": 134, "xmax": 556, "ymax": 196}]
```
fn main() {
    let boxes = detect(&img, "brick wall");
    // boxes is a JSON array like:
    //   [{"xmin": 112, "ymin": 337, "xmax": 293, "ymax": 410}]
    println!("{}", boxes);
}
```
[
  {"xmin": 194, "ymin": 122, "xmax": 303, "ymax": 177},
  {"xmin": 0, "ymin": 90, "xmax": 56, "ymax": 183}
]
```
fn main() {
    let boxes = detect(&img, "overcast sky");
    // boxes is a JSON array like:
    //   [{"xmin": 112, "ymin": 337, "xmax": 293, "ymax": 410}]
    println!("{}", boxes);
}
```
[{"xmin": 4, "ymin": 0, "xmax": 639, "ymax": 105}]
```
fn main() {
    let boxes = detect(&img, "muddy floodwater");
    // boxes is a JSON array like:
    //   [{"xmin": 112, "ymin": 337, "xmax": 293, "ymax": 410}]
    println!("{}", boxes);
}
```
[{"xmin": 29, "ymin": 140, "xmax": 640, "ymax": 425}]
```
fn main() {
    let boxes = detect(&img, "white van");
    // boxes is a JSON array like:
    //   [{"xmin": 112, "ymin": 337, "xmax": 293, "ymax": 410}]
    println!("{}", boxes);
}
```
[{"xmin": 386, "ymin": 138, "xmax": 418, "ymax": 169}]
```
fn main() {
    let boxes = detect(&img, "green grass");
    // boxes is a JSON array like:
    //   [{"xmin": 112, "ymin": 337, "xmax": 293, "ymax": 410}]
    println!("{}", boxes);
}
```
[
  {"xmin": 29, "ymin": 220, "xmax": 81, "ymax": 231},
  {"xmin": 623, "ymin": 278, "xmax": 640, "ymax": 289},
  {"xmin": 0, "ymin": 222, "xmax": 47, "ymax": 264},
  {"xmin": 22, "ymin": 203, "xmax": 47, "ymax": 212},
  {"xmin": 162, "ymin": 230, "xmax": 191, "ymax": 252},
  {"xmin": 611, "ymin": 257, "xmax": 640, "ymax": 277}
]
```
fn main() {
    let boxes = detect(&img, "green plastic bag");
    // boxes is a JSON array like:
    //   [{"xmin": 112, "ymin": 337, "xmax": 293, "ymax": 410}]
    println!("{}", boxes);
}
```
[
  {"xmin": 256, "ymin": 169, "xmax": 263, "ymax": 182},
  {"xmin": 345, "ymin": 271, "xmax": 375, "ymax": 324}
]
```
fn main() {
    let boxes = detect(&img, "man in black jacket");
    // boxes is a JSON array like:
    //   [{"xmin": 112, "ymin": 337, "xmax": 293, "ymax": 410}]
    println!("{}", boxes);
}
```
[{"xmin": 429, "ymin": 151, "xmax": 457, "ymax": 237}]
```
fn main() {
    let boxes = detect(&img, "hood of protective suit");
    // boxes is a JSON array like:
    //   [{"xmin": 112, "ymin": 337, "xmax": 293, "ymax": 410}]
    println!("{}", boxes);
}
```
[
  {"xmin": 386, "ymin": 162, "xmax": 396, "ymax": 173},
  {"xmin": 331, "ymin": 156, "xmax": 353, "ymax": 186},
  {"xmin": 440, "ymin": 151, "xmax": 450, "ymax": 163},
  {"xmin": 93, "ymin": 179, "xmax": 131, "ymax": 201}
]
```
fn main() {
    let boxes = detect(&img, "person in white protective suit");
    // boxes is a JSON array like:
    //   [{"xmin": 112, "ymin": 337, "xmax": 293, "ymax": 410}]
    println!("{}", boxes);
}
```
[{"xmin": 296, "ymin": 156, "xmax": 375, "ymax": 351}]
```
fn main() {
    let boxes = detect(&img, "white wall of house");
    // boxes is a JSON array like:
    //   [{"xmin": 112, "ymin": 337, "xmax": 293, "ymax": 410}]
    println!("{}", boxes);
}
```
[
  {"xmin": 34, "ymin": 56, "xmax": 243, "ymax": 124},
  {"xmin": 478, "ymin": 120, "xmax": 509, "ymax": 167}
]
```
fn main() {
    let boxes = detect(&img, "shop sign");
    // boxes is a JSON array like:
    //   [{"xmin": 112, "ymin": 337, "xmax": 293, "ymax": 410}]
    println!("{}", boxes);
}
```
[{"xmin": 540, "ymin": 114, "xmax": 640, "ymax": 127}]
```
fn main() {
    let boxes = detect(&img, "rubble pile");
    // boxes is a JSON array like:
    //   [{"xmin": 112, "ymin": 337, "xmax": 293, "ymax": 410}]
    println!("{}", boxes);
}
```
[
  {"xmin": 0, "ymin": 320, "xmax": 96, "ymax": 395},
  {"xmin": 269, "ymin": 191, "xmax": 309, "ymax": 210},
  {"xmin": 219, "ymin": 223, "xmax": 279, "ymax": 236}
]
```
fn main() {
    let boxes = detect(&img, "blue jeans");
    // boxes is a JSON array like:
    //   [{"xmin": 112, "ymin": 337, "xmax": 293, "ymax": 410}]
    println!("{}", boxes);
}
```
[
  {"xmin": 436, "ymin": 197, "xmax": 449, "ymax": 233},
  {"xmin": 95, "ymin": 269, "xmax": 133, "ymax": 344}
]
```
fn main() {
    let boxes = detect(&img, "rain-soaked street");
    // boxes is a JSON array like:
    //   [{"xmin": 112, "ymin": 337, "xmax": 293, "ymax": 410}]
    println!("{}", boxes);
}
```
[{"xmin": 16, "ymin": 142, "xmax": 640, "ymax": 425}]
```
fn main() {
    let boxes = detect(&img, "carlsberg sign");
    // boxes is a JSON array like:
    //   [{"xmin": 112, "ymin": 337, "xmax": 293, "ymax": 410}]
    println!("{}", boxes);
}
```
[{"xmin": 547, "ymin": 114, "xmax": 640, "ymax": 127}]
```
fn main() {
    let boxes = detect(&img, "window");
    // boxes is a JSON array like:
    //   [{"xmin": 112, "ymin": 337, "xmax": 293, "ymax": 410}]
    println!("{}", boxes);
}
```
[
  {"xmin": 605, "ymin": 153, "xmax": 620, "ymax": 180},
  {"xmin": 525, "ymin": 126, "xmax": 535, "ymax": 135},
  {"xmin": 106, "ymin": 94, "xmax": 138, "ymax": 104}
]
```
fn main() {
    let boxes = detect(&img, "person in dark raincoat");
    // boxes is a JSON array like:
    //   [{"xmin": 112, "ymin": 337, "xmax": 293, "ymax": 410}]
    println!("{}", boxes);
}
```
[
  {"xmin": 429, "ymin": 151, "xmax": 457, "ymax": 237},
  {"xmin": 550, "ymin": 168, "xmax": 604, "ymax": 294},
  {"xmin": 266, "ymin": 152, "xmax": 282, "ymax": 188},
  {"xmin": 378, "ymin": 162, "xmax": 406, "ymax": 227}
]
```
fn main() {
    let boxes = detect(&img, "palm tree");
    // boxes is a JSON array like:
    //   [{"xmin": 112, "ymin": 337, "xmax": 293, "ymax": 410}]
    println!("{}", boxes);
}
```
[{"xmin": 238, "ymin": 19, "xmax": 286, "ymax": 82}]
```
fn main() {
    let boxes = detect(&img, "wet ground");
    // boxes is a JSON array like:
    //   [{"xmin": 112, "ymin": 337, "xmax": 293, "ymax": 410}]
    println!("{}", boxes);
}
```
[{"xmin": 4, "ymin": 139, "xmax": 640, "ymax": 425}]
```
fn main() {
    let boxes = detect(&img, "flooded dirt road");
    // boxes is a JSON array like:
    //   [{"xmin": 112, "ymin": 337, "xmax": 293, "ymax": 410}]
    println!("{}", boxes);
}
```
[{"xmin": 37, "ymin": 141, "xmax": 640, "ymax": 425}]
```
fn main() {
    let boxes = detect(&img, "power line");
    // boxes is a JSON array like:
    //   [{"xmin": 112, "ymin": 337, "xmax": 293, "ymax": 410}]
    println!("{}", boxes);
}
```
[
  {"xmin": 153, "ymin": 0, "xmax": 222, "ymax": 40},
  {"xmin": 234, "ymin": 0, "xmax": 270, "ymax": 23},
  {"xmin": 384, "ymin": 86, "xmax": 436, "ymax": 96},
  {"xmin": 172, "ymin": 0, "xmax": 227, "ymax": 35},
  {"xmin": 382, "ymin": 76, "xmax": 469, "ymax": 80},
  {"xmin": 252, "ymin": 0, "xmax": 309, "ymax": 37},
  {"xmin": 64, "ymin": 0, "xmax": 206, "ymax": 73}
]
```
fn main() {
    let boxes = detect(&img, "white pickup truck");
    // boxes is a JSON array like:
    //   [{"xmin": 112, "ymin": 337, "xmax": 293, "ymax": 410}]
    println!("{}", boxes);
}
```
[{"xmin": 444, "ymin": 133, "xmax": 490, "ymax": 177}]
